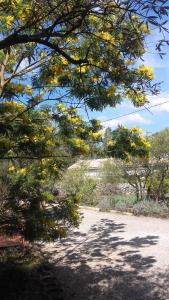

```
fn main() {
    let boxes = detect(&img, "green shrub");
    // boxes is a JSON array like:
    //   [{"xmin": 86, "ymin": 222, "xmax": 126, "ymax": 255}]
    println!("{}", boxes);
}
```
[
  {"xmin": 79, "ymin": 178, "xmax": 98, "ymax": 206},
  {"xmin": 133, "ymin": 200, "xmax": 169, "ymax": 217},
  {"xmin": 59, "ymin": 164, "xmax": 98, "ymax": 206},
  {"xmin": 99, "ymin": 195, "xmax": 169, "ymax": 217},
  {"xmin": 113, "ymin": 195, "xmax": 137, "ymax": 212},
  {"xmin": 114, "ymin": 195, "xmax": 137, "ymax": 206},
  {"xmin": 60, "ymin": 164, "xmax": 169, "ymax": 218},
  {"xmin": 98, "ymin": 197, "xmax": 114, "ymax": 212},
  {"xmin": 98, "ymin": 195, "xmax": 137, "ymax": 212}
]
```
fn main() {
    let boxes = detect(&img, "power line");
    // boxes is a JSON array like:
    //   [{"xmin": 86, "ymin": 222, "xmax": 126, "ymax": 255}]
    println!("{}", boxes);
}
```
[
  {"xmin": 101, "ymin": 99, "xmax": 169, "ymax": 123},
  {"xmin": 0, "ymin": 155, "xmax": 69, "ymax": 160}
]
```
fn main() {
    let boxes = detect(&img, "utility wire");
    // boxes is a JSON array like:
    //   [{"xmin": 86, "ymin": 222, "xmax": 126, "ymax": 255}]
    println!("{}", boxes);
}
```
[
  {"xmin": 0, "ymin": 155, "xmax": 69, "ymax": 160},
  {"xmin": 101, "ymin": 99, "xmax": 169, "ymax": 123}
]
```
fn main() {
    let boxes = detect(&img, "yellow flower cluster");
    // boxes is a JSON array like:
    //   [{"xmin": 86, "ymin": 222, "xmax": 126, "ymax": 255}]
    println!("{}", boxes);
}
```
[
  {"xmin": 96, "ymin": 31, "xmax": 111, "ymax": 41},
  {"xmin": 140, "ymin": 137, "xmax": 151, "ymax": 149},
  {"xmin": 96, "ymin": 31, "xmax": 115, "ymax": 44},
  {"xmin": 60, "ymin": 57, "xmax": 69, "ymax": 65},
  {"xmin": 92, "ymin": 76, "xmax": 100, "ymax": 83},
  {"xmin": 89, "ymin": 132, "xmax": 102, "ymax": 140},
  {"xmin": 67, "ymin": 116, "xmax": 81, "ymax": 126},
  {"xmin": 17, "ymin": 167, "xmax": 30, "ymax": 175},
  {"xmin": 44, "ymin": 126, "xmax": 53, "ymax": 133},
  {"xmin": 125, "ymin": 89, "xmax": 147, "ymax": 106},
  {"xmin": 89, "ymin": 15, "xmax": 98, "ymax": 24},
  {"xmin": 5, "ymin": 101, "xmax": 24, "ymax": 110},
  {"xmin": 130, "ymin": 142, "xmax": 136, "ymax": 148},
  {"xmin": 40, "ymin": 51, "xmax": 46, "ymax": 58},
  {"xmin": 131, "ymin": 127, "xmax": 144, "ymax": 134},
  {"xmin": 131, "ymin": 15, "xmax": 137, "ymax": 21},
  {"xmin": 46, "ymin": 139, "xmax": 54, "ymax": 146},
  {"xmin": 70, "ymin": 138, "xmax": 90, "ymax": 154},
  {"xmin": 76, "ymin": 65, "xmax": 88, "ymax": 74},
  {"xmin": 65, "ymin": 37, "xmax": 79, "ymax": 43},
  {"xmin": 45, "ymin": 77, "xmax": 59, "ymax": 85},
  {"xmin": 42, "ymin": 169, "xmax": 49, "ymax": 176},
  {"xmin": 14, "ymin": 83, "xmax": 24, "ymax": 93},
  {"xmin": 6, "ymin": 15, "xmax": 14, "ymax": 27},
  {"xmin": 71, "ymin": 55, "xmax": 81, "ymax": 61},
  {"xmin": 18, "ymin": 4, "xmax": 31, "ymax": 23},
  {"xmin": 125, "ymin": 59, "xmax": 134, "ymax": 65},
  {"xmin": 45, "ymin": 64, "xmax": 63, "ymax": 85},
  {"xmin": 107, "ymin": 85, "xmax": 116, "ymax": 97},
  {"xmin": 8, "ymin": 165, "xmax": 15, "ymax": 172},
  {"xmin": 140, "ymin": 24, "xmax": 150, "ymax": 34},
  {"xmin": 137, "ymin": 65, "xmax": 154, "ymax": 80},
  {"xmin": 107, "ymin": 140, "xmax": 114, "ymax": 146},
  {"xmin": 57, "ymin": 103, "xmax": 67, "ymax": 113},
  {"xmin": 41, "ymin": 179, "xmax": 49, "ymax": 185},
  {"xmin": 76, "ymin": 127, "xmax": 86, "ymax": 134},
  {"xmin": 11, "ymin": 0, "xmax": 21, "ymax": 7}
]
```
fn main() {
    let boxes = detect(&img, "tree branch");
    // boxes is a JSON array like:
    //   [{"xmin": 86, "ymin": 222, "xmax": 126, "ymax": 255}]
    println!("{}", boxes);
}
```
[{"xmin": 0, "ymin": 34, "xmax": 88, "ymax": 64}]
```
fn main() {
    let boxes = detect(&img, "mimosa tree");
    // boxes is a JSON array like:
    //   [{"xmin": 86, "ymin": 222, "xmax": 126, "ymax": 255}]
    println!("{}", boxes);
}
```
[{"xmin": 0, "ymin": 0, "xmax": 167, "ymax": 242}]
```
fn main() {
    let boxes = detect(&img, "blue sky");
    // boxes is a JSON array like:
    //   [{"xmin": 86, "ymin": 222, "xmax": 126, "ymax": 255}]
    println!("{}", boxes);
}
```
[{"xmin": 84, "ymin": 28, "xmax": 169, "ymax": 135}]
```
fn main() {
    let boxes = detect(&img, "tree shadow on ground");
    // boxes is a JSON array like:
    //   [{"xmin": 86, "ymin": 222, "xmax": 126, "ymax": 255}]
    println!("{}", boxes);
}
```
[
  {"xmin": 1, "ymin": 218, "xmax": 169, "ymax": 300},
  {"xmin": 39, "ymin": 218, "xmax": 169, "ymax": 300}
]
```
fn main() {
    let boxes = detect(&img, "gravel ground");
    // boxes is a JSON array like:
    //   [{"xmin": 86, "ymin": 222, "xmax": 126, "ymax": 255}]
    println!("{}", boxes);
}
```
[{"xmin": 42, "ymin": 208, "xmax": 169, "ymax": 300}]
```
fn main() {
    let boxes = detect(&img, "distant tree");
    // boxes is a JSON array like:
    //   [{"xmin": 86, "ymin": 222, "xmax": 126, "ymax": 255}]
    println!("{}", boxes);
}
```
[
  {"xmin": 119, "ymin": 126, "xmax": 169, "ymax": 202},
  {"xmin": 146, "ymin": 128, "xmax": 169, "ymax": 202},
  {"xmin": 122, "ymin": 158, "xmax": 169, "ymax": 203},
  {"xmin": 121, "ymin": 158, "xmax": 151, "ymax": 201},
  {"xmin": 105, "ymin": 126, "xmax": 150, "ymax": 160},
  {"xmin": 149, "ymin": 128, "xmax": 169, "ymax": 159}
]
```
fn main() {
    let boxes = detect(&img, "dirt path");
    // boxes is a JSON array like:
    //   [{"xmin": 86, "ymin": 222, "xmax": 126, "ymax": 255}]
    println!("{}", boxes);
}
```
[{"xmin": 42, "ymin": 208, "xmax": 169, "ymax": 300}]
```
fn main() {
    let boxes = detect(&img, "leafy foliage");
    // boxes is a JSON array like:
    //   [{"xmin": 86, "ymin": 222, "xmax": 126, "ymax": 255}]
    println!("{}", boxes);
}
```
[
  {"xmin": 149, "ymin": 128, "xmax": 169, "ymax": 159},
  {"xmin": 104, "ymin": 126, "xmax": 150, "ymax": 160},
  {"xmin": 0, "ymin": 0, "xmax": 167, "ymax": 242},
  {"xmin": 0, "ymin": 101, "xmax": 105, "ymax": 242},
  {"xmin": 0, "ymin": 0, "xmax": 162, "ymax": 110},
  {"xmin": 101, "ymin": 128, "xmax": 169, "ymax": 205},
  {"xmin": 59, "ymin": 164, "xmax": 98, "ymax": 206}
]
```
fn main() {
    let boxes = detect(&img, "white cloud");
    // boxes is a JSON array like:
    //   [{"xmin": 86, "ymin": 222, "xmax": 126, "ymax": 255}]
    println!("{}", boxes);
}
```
[
  {"xmin": 92, "ymin": 92, "xmax": 169, "ymax": 132},
  {"xmin": 147, "ymin": 94, "xmax": 169, "ymax": 113},
  {"xmin": 126, "ymin": 114, "xmax": 150, "ymax": 123},
  {"xmin": 102, "ymin": 119, "xmax": 121, "ymax": 128},
  {"xmin": 102, "ymin": 113, "xmax": 151, "ymax": 129}
]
